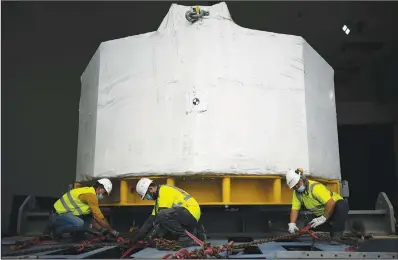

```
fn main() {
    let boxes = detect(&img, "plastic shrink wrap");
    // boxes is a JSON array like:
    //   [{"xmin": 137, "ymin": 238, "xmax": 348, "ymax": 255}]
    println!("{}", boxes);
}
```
[{"xmin": 76, "ymin": 2, "xmax": 341, "ymax": 181}]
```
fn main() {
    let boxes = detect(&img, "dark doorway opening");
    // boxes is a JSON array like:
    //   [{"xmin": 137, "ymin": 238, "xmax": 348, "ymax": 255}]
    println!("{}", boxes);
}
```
[{"xmin": 338, "ymin": 124, "xmax": 397, "ymax": 210}]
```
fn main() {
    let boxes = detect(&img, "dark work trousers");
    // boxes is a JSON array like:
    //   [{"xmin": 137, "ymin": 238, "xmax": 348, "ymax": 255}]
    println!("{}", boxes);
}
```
[
  {"xmin": 154, "ymin": 207, "xmax": 197, "ymax": 239},
  {"xmin": 312, "ymin": 199, "xmax": 349, "ymax": 236}
]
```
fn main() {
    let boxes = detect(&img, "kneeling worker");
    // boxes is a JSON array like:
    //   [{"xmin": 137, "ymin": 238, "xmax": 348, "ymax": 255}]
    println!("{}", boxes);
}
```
[
  {"xmin": 132, "ymin": 178, "xmax": 201, "ymax": 247},
  {"xmin": 286, "ymin": 168, "xmax": 349, "ymax": 242},
  {"xmin": 51, "ymin": 178, "xmax": 119, "ymax": 239}
]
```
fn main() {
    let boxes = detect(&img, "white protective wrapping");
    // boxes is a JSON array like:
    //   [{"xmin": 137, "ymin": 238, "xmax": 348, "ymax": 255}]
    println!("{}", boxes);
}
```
[{"xmin": 76, "ymin": 2, "xmax": 341, "ymax": 181}]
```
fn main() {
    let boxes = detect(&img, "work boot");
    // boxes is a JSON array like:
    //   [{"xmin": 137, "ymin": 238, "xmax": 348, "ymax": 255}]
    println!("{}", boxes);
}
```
[
  {"xmin": 47, "ymin": 213, "xmax": 60, "ymax": 239},
  {"xmin": 330, "ymin": 231, "xmax": 343, "ymax": 245},
  {"xmin": 195, "ymin": 224, "xmax": 207, "ymax": 241},
  {"xmin": 49, "ymin": 228, "xmax": 63, "ymax": 241}
]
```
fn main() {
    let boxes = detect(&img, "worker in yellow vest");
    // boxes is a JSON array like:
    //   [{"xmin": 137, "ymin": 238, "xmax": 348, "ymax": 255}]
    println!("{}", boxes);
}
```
[
  {"xmin": 132, "ymin": 178, "xmax": 201, "ymax": 247},
  {"xmin": 51, "ymin": 178, "xmax": 119, "ymax": 240},
  {"xmin": 285, "ymin": 168, "xmax": 349, "ymax": 243}
]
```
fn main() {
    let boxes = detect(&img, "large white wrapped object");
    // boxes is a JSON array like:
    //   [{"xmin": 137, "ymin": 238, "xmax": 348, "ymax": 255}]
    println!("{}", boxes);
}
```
[{"xmin": 76, "ymin": 2, "xmax": 341, "ymax": 181}]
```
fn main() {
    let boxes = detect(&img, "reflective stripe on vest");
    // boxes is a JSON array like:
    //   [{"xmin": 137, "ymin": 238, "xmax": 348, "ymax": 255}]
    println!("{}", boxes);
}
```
[
  {"xmin": 295, "ymin": 182, "xmax": 333, "ymax": 213},
  {"xmin": 163, "ymin": 184, "xmax": 192, "ymax": 207},
  {"xmin": 54, "ymin": 187, "xmax": 95, "ymax": 216},
  {"xmin": 59, "ymin": 191, "xmax": 84, "ymax": 215}
]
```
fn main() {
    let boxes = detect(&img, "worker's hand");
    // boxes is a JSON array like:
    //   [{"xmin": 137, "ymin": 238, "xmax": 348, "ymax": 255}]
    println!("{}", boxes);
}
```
[
  {"xmin": 288, "ymin": 223, "xmax": 299, "ymax": 234},
  {"xmin": 309, "ymin": 216, "xmax": 327, "ymax": 228}
]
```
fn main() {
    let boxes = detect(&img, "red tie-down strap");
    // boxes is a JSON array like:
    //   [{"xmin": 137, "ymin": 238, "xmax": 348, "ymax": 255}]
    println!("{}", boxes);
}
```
[
  {"xmin": 8, "ymin": 236, "xmax": 59, "ymax": 251},
  {"xmin": 184, "ymin": 230, "xmax": 205, "ymax": 246},
  {"xmin": 162, "ymin": 230, "xmax": 234, "ymax": 259},
  {"xmin": 299, "ymin": 224, "xmax": 318, "ymax": 239},
  {"xmin": 162, "ymin": 224, "xmax": 319, "ymax": 259},
  {"xmin": 76, "ymin": 235, "xmax": 106, "ymax": 252}
]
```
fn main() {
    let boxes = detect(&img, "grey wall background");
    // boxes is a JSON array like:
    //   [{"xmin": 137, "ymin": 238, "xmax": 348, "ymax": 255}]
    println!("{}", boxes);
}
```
[{"xmin": 2, "ymin": 1, "xmax": 397, "ymax": 235}]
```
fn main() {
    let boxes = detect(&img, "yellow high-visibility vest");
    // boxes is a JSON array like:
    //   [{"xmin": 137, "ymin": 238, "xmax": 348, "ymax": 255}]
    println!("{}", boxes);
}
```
[
  {"xmin": 151, "ymin": 185, "xmax": 201, "ymax": 221},
  {"xmin": 292, "ymin": 180, "xmax": 343, "ymax": 216},
  {"xmin": 53, "ymin": 187, "xmax": 96, "ymax": 216}
]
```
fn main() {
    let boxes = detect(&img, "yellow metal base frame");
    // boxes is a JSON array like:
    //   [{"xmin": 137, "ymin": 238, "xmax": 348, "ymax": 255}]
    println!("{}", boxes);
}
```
[{"xmin": 74, "ymin": 175, "xmax": 341, "ymax": 207}]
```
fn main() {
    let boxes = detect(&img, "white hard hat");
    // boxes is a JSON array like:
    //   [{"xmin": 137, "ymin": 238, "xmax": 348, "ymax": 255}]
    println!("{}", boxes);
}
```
[
  {"xmin": 285, "ymin": 169, "xmax": 301, "ymax": 189},
  {"xmin": 97, "ymin": 178, "xmax": 113, "ymax": 195},
  {"xmin": 136, "ymin": 178, "xmax": 153, "ymax": 200}
]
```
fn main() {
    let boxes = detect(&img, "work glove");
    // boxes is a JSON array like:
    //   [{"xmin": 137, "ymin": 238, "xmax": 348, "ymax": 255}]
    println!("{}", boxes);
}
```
[
  {"xmin": 309, "ymin": 215, "xmax": 327, "ymax": 228},
  {"xmin": 288, "ymin": 223, "xmax": 299, "ymax": 234}
]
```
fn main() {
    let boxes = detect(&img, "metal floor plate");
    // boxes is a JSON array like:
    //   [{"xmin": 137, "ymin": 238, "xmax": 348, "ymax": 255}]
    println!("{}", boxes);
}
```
[
  {"xmin": 1, "ymin": 243, "xmax": 78, "ymax": 259},
  {"xmin": 1, "ymin": 236, "xmax": 36, "ymax": 245},
  {"xmin": 276, "ymin": 251, "xmax": 398, "ymax": 259},
  {"xmin": 131, "ymin": 238, "xmax": 350, "ymax": 259},
  {"xmin": 3, "ymin": 237, "xmax": 397, "ymax": 259},
  {"xmin": 1, "ymin": 244, "xmax": 117, "ymax": 259}
]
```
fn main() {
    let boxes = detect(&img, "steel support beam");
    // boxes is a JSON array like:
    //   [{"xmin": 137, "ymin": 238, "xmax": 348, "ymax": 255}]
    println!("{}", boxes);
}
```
[
  {"xmin": 346, "ymin": 192, "xmax": 396, "ymax": 236},
  {"xmin": 17, "ymin": 196, "xmax": 33, "ymax": 235}
]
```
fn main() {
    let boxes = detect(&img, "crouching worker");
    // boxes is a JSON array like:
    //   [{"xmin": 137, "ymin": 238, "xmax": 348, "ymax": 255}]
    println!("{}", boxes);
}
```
[
  {"xmin": 51, "ymin": 178, "xmax": 119, "ymax": 240},
  {"xmin": 286, "ymin": 168, "xmax": 349, "ymax": 244},
  {"xmin": 132, "ymin": 178, "xmax": 201, "ymax": 247}
]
